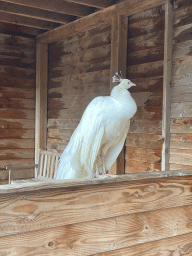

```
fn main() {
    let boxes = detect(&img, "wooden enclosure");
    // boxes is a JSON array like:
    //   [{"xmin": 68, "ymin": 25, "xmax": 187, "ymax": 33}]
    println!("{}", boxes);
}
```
[
  {"xmin": 0, "ymin": 0, "xmax": 192, "ymax": 254},
  {"xmin": 1, "ymin": 170, "xmax": 192, "ymax": 255}
]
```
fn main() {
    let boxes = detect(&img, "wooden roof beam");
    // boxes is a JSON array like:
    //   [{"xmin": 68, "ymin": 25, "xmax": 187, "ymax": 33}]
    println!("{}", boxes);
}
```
[
  {"xmin": 0, "ymin": 11, "xmax": 61, "ymax": 30},
  {"xmin": 37, "ymin": 0, "xmax": 166, "ymax": 44},
  {"xmin": 0, "ymin": 1, "xmax": 76, "ymax": 24},
  {"xmin": 1, "ymin": 0, "xmax": 94, "ymax": 17},
  {"xmin": 67, "ymin": 0, "xmax": 116, "ymax": 9}
]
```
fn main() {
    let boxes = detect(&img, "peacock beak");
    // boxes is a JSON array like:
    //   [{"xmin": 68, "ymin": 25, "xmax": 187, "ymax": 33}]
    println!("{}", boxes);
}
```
[{"xmin": 131, "ymin": 83, "xmax": 136, "ymax": 86}]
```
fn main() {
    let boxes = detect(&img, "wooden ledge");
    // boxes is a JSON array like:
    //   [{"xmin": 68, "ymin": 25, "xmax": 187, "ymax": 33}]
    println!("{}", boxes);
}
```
[{"xmin": 0, "ymin": 169, "xmax": 192, "ymax": 195}]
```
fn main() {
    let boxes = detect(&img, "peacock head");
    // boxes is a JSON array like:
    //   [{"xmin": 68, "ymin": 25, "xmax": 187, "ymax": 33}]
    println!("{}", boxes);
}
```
[{"xmin": 112, "ymin": 73, "xmax": 136, "ymax": 90}]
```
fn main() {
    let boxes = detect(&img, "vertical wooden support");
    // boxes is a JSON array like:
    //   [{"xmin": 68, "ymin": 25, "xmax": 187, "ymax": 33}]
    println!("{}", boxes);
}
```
[
  {"xmin": 109, "ymin": 15, "xmax": 128, "ymax": 175},
  {"xmin": 35, "ymin": 43, "xmax": 48, "ymax": 164},
  {"xmin": 162, "ymin": 1, "xmax": 173, "ymax": 171}
]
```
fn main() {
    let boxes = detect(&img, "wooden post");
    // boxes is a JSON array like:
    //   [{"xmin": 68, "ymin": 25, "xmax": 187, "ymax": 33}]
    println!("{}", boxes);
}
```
[
  {"xmin": 109, "ymin": 15, "xmax": 128, "ymax": 175},
  {"xmin": 35, "ymin": 42, "xmax": 48, "ymax": 164},
  {"xmin": 162, "ymin": 0, "xmax": 173, "ymax": 171}
]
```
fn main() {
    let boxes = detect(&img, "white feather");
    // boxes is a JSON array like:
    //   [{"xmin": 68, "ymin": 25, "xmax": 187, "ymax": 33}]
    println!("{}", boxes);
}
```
[{"xmin": 54, "ymin": 77, "xmax": 137, "ymax": 180}]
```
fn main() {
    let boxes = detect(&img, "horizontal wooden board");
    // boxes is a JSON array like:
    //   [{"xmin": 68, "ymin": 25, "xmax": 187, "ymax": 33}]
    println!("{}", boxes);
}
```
[
  {"xmin": 171, "ymin": 72, "xmax": 192, "ymax": 87},
  {"xmin": 0, "ymin": 98, "xmax": 35, "ymax": 109},
  {"xmin": 0, "ymin": 75, "xmax": 35, "ymax": 88},
  {"xmin": 47, "ymin": 138, "xmax": 67, "ymax": 152},
  {"xmin": 1, "ymin": 175, "xmax": 192, "ymax": 238},
  {"xmin": 0, "ymin": 129, "xmax": 35, "ymax": 139},
  {"xmin": 0, "ymin": 54, "xmax": 35, "ymax": 69},
  {"xmin": 127, "ymin": 45, "xmax": 164, "ymax": 66},
  {"xmin": 125, "ymin": 147, "xmax": 161, "ymax": 163},
  {"xmin": 94, "ymin": 232, "xmax": 192, "ymax": 256},
  {"xmin": 174, "ymin": 23, "xmax": 192, "ymax": 44},
  {"xmin": 1, "ymin": 204, "xmax": 192, "ymax": 255},
  {"xmin": 49, "ymin": 44, "xmax": 111, "ymax": 71},
  {"xmin": 0, "ymin": 149, "xmax": 34, "ymax": 160},
  {"xmin": 0, "ymin": 168, "xmax": 34, "ymax": 182},
  {"xmin": 173, "ymin": 1, "xmax": 192, "ymax": 28},
  {"xmin": 129, "ymin": 119, "xmax": 162, "ymax": 134},
  {"xmin": 170, "ymin": 118, "xmax": 192, "ymax": 134},
  {"xmin": 170, "ymin": 149, "xmax": 192, "ymax": 165},
  {"xmin": 0, "ymin": 109, "xmax": 35, "ymax": 119},
  {"xmin": 0, "ymin": 159, "xmax": 34, "ymax": 170},
  {"xmin": 47, "ymin": 128, "xmax": 74, "ymax": 141},
  {"xmin": 170, "ymin": 163, "xmax": 192, "ymax": 170},
  {"xmin": 127, "ymin": 60, "xmax": 163, "ymax": 79},
  {"xmin": 170, "ymin": 133, "xmax": 192, "ymax": 149},
  {"xmin": 171, "ymin": 102, "xmax": 192, "ymax": 118},
  {"xmin": 0, "ymin": 119, "xmax": 35, "ymax": 129},
  {"xmin": 131, "ymin": 91, "xmax": 162, "ymax": 106},
  {"xmin": 0, "ymin": 87, "xmax": 35, "ymax": 99},
  {"xmin": 126, "ymin": 133, "xmax": 163, "ymax": 149},
  {"xmin": 172, "ymin": 40, "xmax": 192, "ymax": 59},
  {"xmin": 129, "ymin": 76, "xmax": 163, "ymax": 93},
  {"xmin": 133, "ymin": 106, "xmax": 162, "ymax": 121},
  {"xmin": 125, "ymin": 159, "xmax": 161, "ymax": 173},
  {"xmin": 171, "ymin": 85, "xmax": 192, "ymax": 103},
  {"xmin": 48, "ymin": 69, "xmax": 110, "ymax": 89},
  {"xmin": 47, "ymin": 119, "xmax": 80, "ymax": 129},
  {"xmin": 0, "ymin": 65, "xmax": 35, "ymax": 79},
  {"xmin": 128, "ymin": 10, "xmax": 165, "ymax": 38},
  {"xmin": 0, "ymin": 139, "xmax": 35, "ymax": 149},
  {"xmin": 128, "ymin": 30, "xmax": 164, "ymax": 53},
  {"xmin": 172, "ymin": 56, "xmax": 192, "ymax": 75}
]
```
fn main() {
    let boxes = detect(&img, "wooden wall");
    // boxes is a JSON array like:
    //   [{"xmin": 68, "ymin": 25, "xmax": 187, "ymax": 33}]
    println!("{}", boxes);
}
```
[
  {"xmin": 1, "ymin": 172, "xmax": 192, "ymax": 255},
  {"xmin": 47, "ymin": 24, "xmax": 111, "ymax": 152},
  {"xmin": 125, "ymin": 5, "xmax": 165, "ymax": 173},
  {"xmin": 0, "ymin": 33, "xmax": 36, "ymax": 184},
  {"xmin": 169, "ymin": 0, "xmax": 192, "ymax": 170}
]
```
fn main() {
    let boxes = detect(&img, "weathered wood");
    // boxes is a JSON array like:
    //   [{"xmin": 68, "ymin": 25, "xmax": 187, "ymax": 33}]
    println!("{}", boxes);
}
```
[
  {"xmin": 170, "ymin": 149, "xmax": 192, "ymax": 166},
  {"xmin": 125, "ymin": 158, "xmax": 161, "ymax": 173},
  {"xmin": 1, "ymin": 204, "xmax": 192, "ymax": 255},
  {"xmin": 35, "ymin": 43, "xmax": 48, "ymax": 163},
  {"xmin": 0, "ymin": 129, "xmax": 34, "ymax": 139},
  {"xmin": 170, "ymin": 118, "xmax": 192, "ymax": 134},
  {"xmin": 171, "ymin": 102, "xmax": 192, "ymax": 118},
  {"xmin": 0, "ymin": 139, "xmax": 35, "ymax": 149},
  {"xmin": 37, "ymin": 0, "xmax": 166, "ymax": 44},
  {"xmin": 66, "ymin": 0, "xmax": 115, "ymax": 8},
  {"xmin": 94, "ymin": 232, "xmax": 192, "ymax": 256},
  {"xmin": 162, "ymin": 0, "xmax": 173, "ymax": 171},
  {"xmin": 171, "ymin": 85, "xmax": 192, "ymax": 103},
  {"xmin": 126, "ymin": 133, "xmax": 163, "ymax": 149},
  {"xmin": 2, "ymin": 0, "xmax": 94, "ymax": 17},
  {"xmin": 170, "ymin": 133, "xmax": 192, "ymax": 149},
  {"xmin": 0, "ymin": 1, "xmax": 75, "ymax": 24},
  {"xmin": 129, "ymin": 119, "xmax": 162, "ymax": 134}
]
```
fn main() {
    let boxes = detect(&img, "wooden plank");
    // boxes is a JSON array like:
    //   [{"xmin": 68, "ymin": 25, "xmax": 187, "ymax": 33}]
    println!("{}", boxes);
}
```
[
  {"xmin": 35, "ymin": 43, "xmax": 48, "ymax": 163},
  {"xmin": 109, "ymin": 15, "xmax": 128, "ymax": 175},
  {"xmin": 173, "ymin": 0, "xmax": 192, "ymax": 28},
  {"xmin": 170, "ymin": 163, "xmax": 192, "ymax": 170},
  {"xmin": 129, "ymin": 76, "xmax": 163, "ymax": 93},
  {"xmin": 0, "ymin": 139, "xmax": 35, "ymax": 149},
  {"xmin": 0, "ymin": 0, "xmax": 75, "ymax": 24},
  {"xmin": 0, "ymin": 129, "xmax": 34, "ymax": 139},
  {"xmin": 0, "ymin": 76, "xmax": 35, "ymax": 89},
  {"xmin": 0, "ymin": 11, "xmax": 60, "ymax": 30},
  {"xmin": 0, "ymin": 149, "xmax": 34, "ymax": 160},
  {"xmin": 67, "ymin": 0, "xmax": 115, "ymax": 8},
  {"xmin": 0, "ymin": 98, "xmax": 35, "ymax": 109},
  {"xmin": 37, "ymin": 0, "xmax": 166, "ymax": 44},
  {"xmin": 128, "ymin": 60, "xmax": 164, "ymax": 79},
  {"xmin": 170, "ymin": 133, "xmax": 192, "ymax": 150},
  {"xmin": 171, "ymin": 85, "xmax": 192, "ymax": 103},
  {"xmin": 172, "ymin": 56, "xmax": 192, "ymax": 75},
  {"xmin": 162, "ymin": 0, "xmax": 173, "ymax": 171},
  {"xmin": 125, "ymin": 147, "xmax": 161, "ymax": 163},
  {"xmin": 1, "ymin": 175, "xmax": 192, "ymax": 236},
  {"xmin": 93, "ymin": 232, "xmax": 192, "ymax": 256},
  {"xmin": 126, "ymin": 133, "xmax": 163, "ymax": 149},
  {"xmin": 129, "ymin": 119, "xmax": 162, "ymax": 134},
  {"xmin": 170, "ymin": 118, "xmax": 192, "ymax": 134},
  {"xmin": 0, "ymin": 87, "xmax": 35, "ymax": 99},
  {"xmin": 0, "ymin": 159, "xmax": 34, "ymax": 170},
  {"xmin": 125, "ymin": 159, "xmax": 161, "ymax": 173},
  {"xmin": 171, "ymin": 72, "xmax": 192, "ymax": 87},
  {"xmin": 132, "ymin": 106, "xmax": 162, "ymax": 121},
  {"xmin": 1, "ymin": 204, "xmax": 192, "ymax": 255},
  {"xmin": 2, "ymin": 0, "xmax": 94, "ymax": 17},
  {"xmin": 170, "ymin": 149, "xmax": 192, "ymax": 166},
  {"xmin": 0, "ymin": 65, "xmax": 35, "ymax": 79},
  {"xmin": 0, "ymin": 119, "xmax": 35, "ymax": 129},
  {"xmin": 131, "ymin": 91, "xmax": 162, "ymax": 107},
  {"xmin": 171, "ymin": 102, "xmax": 192, "ymax": 118},
  {"xmin": 0, "ymin": 168, "xmax": 34, "ymax": 181},
  {"xmin": 0, "ymin": 109, "xmax": 35, "ymax": 119}
]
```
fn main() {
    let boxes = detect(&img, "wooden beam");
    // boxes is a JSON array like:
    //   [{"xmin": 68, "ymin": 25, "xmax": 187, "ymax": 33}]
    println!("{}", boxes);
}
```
[
  {"xmin": 0, "ymin": 1, "xmax": 75, "ymax": 24},
  {"xmin": 1, "ymin": 0, "xmax": 93, "ymax": 17},
  {"xmin": 35, "ymin": 43, "xmax": 48, "ymax": 164},
  {"xmin": 0, "ymin": 11, "xmax": 60, "ymax": 30},
  {"xmin": 67, "ymin": 0, "xmax": 116, "ymax": 8},
  {"xmin": 37, "ymin": 0, "xmax": 166, "ymax": 44},
  {"xmin": 162, "ymin": 0, "xmax": 173, "ymax": 171},
  {"xmin": 109, "ymin": 15, "xmax": 128, "ymax": 175}
]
